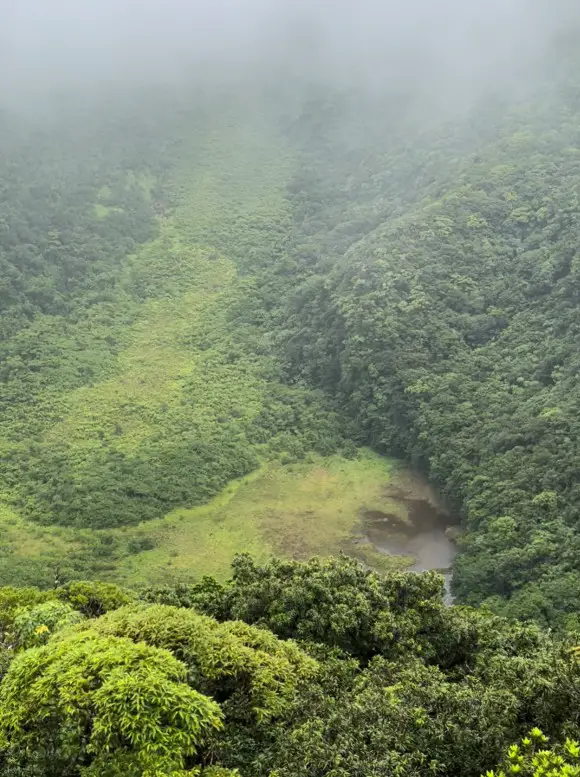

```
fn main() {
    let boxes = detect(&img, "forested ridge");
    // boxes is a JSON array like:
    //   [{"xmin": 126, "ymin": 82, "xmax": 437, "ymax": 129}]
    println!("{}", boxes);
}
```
[{"xmin": 264, "ymin": 68, "xmax": 580, "ymax": 627}]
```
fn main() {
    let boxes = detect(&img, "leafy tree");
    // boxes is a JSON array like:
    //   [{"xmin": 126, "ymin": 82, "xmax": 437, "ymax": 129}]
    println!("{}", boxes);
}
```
[
  {"xmin": 11, "ymin": 600, "xmax": 83, "ymax": 649},
  {"xmin": 4, "ymin": 562, "xmax": 580, "ymax": 776},
  {"xmin": 0, "ymin": 630, "xmax": 223, "ymax": 777},
  {"xmin": 192, "ymin": 554, "xmax": 454, "ymax": 663},
  {"xmin": 87, "ymin": 603, "xmax": 318, "ymax": 723},
  {"xmin": 55, "ymin": 580, "xmax": 135, "ymax": 617},
  {"xmin": 0, "ymin": 587, "xmax": 53, "ymax": 637}
]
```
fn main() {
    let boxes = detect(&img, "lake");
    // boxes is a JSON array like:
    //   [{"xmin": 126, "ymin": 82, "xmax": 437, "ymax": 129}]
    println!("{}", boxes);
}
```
[{"xmin": 361, "ymin": 470, "xmax": 457, "ymax": 602}]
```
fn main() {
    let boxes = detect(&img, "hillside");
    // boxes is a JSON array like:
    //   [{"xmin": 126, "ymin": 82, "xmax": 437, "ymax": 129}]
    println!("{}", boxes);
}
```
[
  {"xmin": 5, "ymin": 3, "xmax": 580, "ymax": 776},
  {"xmin": 3, "ymin": 64, "xmax": 580, "ymax": 627},
  {"xmin": 0, "ymin": 94, "xmax": 412, "ymax": 587},
  {"xmin": 1, "ymin": 30, "xmax": 580, "ymax": 630},
  {"xmin": 267, "ymin": 78, "xmax": 580, "ymax": 627}
]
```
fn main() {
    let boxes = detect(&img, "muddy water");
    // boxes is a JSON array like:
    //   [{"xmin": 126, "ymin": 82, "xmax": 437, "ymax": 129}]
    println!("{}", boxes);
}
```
[{"xmin": 362, "ymin": 471, "xmax": 457, "ymax": 602}]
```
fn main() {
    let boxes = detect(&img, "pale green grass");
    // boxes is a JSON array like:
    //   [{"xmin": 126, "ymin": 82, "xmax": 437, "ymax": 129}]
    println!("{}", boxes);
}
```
[
  {"xmin": 47, "ymin": 112, "xmax": 293, "ymax": 463},
  {"xmin": 0, "ymin": 501, "xmax": 76, "ymax": 559},
  {"xmin": 111, "ymin": 450, "xmax": 408, "ymax": 586},
  {"xmin": 0, "ymin": 499, "xmax": 94, "ymax": 587},
  {"xmin": 0, "ymin": 451, "xmax": 411, "ymax": 587},
  {"xmin": 94, "ymin": 170, "xmax": 154, "ymax": 218},
  {"xmin": 45, "ymin": 235, "xmax": 264, "ymax": 457}
]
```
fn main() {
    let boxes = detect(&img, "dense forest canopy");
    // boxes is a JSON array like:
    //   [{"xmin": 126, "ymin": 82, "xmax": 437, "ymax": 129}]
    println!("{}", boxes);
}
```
[
  {"xmin": 3, "ymin": 0, "xmax": 580, "ymax": 774},
  {"xmin": 269, "ymin": 75, "xmax": 580, "ymax": 626},
  {"xmin": 3, "ymin": 558, "xmax": 580, "ymax": 777}
]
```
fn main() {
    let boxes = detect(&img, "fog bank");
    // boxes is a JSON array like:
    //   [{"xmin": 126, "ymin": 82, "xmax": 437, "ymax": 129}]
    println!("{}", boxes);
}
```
[{"xmin": 2, "ymin": 0, "xmax": 579, "ymax": 106}]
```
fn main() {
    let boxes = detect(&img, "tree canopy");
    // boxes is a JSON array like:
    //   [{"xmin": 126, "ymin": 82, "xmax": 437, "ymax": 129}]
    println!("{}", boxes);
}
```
[{"xmin": 2, "ymin": 559, "xmax": 580, "ymax": 777}]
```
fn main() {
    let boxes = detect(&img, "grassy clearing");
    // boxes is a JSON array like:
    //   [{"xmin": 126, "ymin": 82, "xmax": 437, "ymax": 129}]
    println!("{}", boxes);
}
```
[
  {"xmin": 62, "ymin": 111, "xmax": 294, "ymax": 467},
  {"xmin": 112, "ymin": 449, "xmax": 410, "ymax": 586},
  {"xmin": 45, "ymin": 237, "xmax": 263, "ymax": 456},
  {"xmin": 0, "ymin": 500, "xmax": 93, "ymax": 587},
  {"xmin": 0, "ymin": 450, "xmax": 407, "ymax": 588}
]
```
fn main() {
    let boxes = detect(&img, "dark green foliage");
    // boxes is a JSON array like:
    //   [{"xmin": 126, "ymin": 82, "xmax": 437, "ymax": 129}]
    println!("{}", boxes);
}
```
[
  {"xmin": 16, "ymin": 435, "xmax": 260, "ymax": 529},
  {"xmin": 206, "ymin": 554, "xmax": 449, "ymax": 662},
  {"xmin": 264, "ymin": 70, "xmax": 580, "ymax": 626},
  {"xmin": 141, "ymin": 554, "xmax": 579, "ymax": 682},
  {"xmin": 6, "ymin": 559, "xmax": 580, "ymax": 777},
  {"xmin": 55, "ymin": 580, "xmax": 135, "ymax": 617},
  {"xmin": 0, "ymin": 104, "xmax": 157, "ymax": 340},
  {"xmin": 141, "ymin": 576, "xmax": 230, "ymax": 620},
  {"xmin": 265, "ymin": 652, "xmax": 580, "ymax": 777},
  {"xmin": 136, "ymin": 555, "xmax": 580, "ymax": 775}
]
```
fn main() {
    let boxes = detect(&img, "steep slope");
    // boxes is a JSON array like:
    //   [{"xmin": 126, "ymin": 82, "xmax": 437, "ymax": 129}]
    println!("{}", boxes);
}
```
[{"xmin": 274, "ymin": 73, "xmax": 580, "ymax": 626}]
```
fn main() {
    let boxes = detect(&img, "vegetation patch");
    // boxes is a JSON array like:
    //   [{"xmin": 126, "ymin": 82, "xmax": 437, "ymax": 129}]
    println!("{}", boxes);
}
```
[
  {"xmin": 0, "ymin": 105, "xmax": 343, "ymax": 539},
  {"xmin": 0, "ymin": 451, "xmax": 408, "ymax": 588},
  {"xmin": 111, "ymin": 450, "xmax": 404, "ymax": 586}
]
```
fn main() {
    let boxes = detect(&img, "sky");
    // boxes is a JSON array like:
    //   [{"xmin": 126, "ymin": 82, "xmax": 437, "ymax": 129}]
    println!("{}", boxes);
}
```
[{"xmin": 1, "ymin": 0, "xmax": 578, "ymax": 102}]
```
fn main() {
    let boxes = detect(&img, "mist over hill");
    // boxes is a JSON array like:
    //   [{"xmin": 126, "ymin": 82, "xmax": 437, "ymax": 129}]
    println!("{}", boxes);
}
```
[{"xmin": 2, "ymin": 3, "xmax": 580, "ymax": 775}]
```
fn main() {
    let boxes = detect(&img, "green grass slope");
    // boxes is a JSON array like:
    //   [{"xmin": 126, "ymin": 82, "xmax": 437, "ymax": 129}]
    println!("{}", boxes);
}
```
[{"xmin": 0, "ymin": 103, "xmax": 404, "ymax": 587}]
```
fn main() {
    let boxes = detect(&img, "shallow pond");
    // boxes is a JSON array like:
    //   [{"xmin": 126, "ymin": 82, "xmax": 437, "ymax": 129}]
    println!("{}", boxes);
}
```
[{"xmin": 361, "ymin": 471, "xmax": 457, "ymax": 602}]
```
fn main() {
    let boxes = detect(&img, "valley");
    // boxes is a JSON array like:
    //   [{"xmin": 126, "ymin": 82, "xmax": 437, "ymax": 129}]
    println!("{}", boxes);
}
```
[
  {"xmin": 0, "ymin": 103, "xmax": 434, "ymax": 587},
  {"xmin": 3, "ymin": 3, "xmax": 580, "ymax": 775},
  {"xmin": 2, "ymin": 80, "xmax": 580, "ymax": 621}
]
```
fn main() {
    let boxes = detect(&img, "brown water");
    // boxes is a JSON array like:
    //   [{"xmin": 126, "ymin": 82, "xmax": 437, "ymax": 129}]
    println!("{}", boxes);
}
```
[{"xmin": 361, "ymin": 471, "xmax": 457, "ymax": 602}]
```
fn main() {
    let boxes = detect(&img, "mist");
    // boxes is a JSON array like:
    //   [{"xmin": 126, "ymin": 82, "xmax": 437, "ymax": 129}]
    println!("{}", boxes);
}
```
[{"xmin": 2, "ymin": 0, "xmax": 579, "ymax": 110}]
